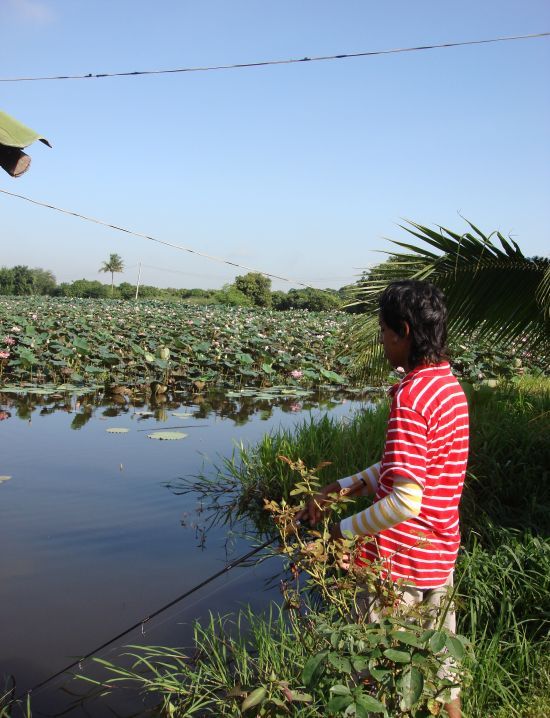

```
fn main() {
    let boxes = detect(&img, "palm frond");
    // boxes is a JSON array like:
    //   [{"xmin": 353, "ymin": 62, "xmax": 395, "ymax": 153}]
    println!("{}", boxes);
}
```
[{"xmin": 346, "ymin": 220, "xmax": 550, "ymax": 380}]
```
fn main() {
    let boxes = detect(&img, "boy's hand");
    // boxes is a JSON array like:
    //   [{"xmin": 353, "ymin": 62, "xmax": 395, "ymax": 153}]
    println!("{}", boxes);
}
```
[{"xmin": 295, "ymin": 481, "xmax": 342, "ymax": 525}]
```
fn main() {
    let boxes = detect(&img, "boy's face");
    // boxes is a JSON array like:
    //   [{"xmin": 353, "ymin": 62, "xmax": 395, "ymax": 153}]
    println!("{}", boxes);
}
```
[{"xmin": 379, "ymin": 316, "xmax": 411, "ymax": 370}]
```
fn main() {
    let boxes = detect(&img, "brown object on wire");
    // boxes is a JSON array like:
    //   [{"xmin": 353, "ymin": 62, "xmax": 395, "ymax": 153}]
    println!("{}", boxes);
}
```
[{"xmin": 0, "ymin": 145, "xmax": 31, "ymax": 177}]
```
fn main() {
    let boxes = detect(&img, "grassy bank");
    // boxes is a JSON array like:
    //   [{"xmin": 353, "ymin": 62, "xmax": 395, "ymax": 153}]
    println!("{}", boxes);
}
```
[
  {"xmin": 202, "ymin": 376, "xmax": 550, "ymax": 716},
  {"xmin": 63, "ymin": 377, "xmax": 549, "ymax": 717}
]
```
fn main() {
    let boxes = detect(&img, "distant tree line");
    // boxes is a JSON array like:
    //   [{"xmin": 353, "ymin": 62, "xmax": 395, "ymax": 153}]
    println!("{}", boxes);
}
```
[
  {"xmin": 0, "ymin": 266, "xmax": 57, "ymax": 296},
  {"xmin": 0, "ymin": 266, "xmax": 347, "ymax": 312}
]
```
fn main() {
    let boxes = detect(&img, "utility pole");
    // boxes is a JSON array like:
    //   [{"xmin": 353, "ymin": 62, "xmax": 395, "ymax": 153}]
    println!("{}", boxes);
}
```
[{"xmin": 135, "ymin": 261, "xmax": 142, "ymax": 301}]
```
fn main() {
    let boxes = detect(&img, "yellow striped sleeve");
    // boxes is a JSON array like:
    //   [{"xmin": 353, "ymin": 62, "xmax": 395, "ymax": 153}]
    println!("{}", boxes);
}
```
[
  {"xmin": 338, "ymin": 462, "xmax": 381, "ymax": 495},
  {"xmin": 339, "ymin": 476, "xmax": 423, "ymax": 537}
]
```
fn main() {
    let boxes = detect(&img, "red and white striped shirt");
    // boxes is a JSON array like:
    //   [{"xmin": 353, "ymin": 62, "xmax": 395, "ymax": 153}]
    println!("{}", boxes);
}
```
[{"xmin": 359, "ymin": 362, "xmax": 469, "ymax": 589}]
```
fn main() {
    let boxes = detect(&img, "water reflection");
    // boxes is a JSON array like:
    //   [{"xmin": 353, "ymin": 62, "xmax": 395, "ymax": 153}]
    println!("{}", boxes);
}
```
[
  {"xmin": 0, "ymin": 385, "xmax": 378, "ymax": 428},
  {"xmin": 0, "ymin": 384, "xmax": 380, "ymax": 716}
]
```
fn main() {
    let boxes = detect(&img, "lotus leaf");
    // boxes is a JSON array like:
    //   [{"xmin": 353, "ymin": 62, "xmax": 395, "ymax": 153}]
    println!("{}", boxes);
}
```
[{"xmin": 147, "ymin": 431, "xmax": 188, "ymax": 440}]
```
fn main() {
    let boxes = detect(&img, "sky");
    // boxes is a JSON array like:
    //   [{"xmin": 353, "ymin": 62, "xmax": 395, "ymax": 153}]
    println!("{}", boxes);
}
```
[{"xmin": 0, "ymin": 0, "xmax": 549, "ymax": 291}]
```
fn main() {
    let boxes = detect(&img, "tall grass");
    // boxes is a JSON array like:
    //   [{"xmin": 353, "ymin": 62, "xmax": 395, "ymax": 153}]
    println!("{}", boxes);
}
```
[
  {"xmin": 78, "ymin": 378, "xmax": 548, "ymax": 717},
  {"xmin": 211, "ymin": 376, "xmax": 550, "ymax": 717},
  {"xmin": 211, "ymin": 403, "xmax": 388, "ymax": 531}
]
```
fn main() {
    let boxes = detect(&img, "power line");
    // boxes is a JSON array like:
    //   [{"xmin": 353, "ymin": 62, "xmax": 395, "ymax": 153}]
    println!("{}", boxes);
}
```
[
  {"xmin": 141, "ymin": 263, "xmax": 355, "ymax": 284},
  {"xmin": 0, "ymin": 32, "xmax": 547, "ymax": 83},
  {"xmin": 0, "ymin": 188, "xmax": 314, "ymax": 288},
  {"xmin": 140, "ymin": 263, "xmax": 235, "ymax": 280}
]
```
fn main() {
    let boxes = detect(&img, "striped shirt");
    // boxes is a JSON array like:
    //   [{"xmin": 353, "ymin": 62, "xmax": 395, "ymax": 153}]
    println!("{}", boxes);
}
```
[{"xmin": 358, "ymin": 362, "xmax": 469, "ymax": 589}]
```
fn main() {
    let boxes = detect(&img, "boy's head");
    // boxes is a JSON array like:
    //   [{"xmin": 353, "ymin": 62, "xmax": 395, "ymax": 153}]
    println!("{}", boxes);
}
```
[{"xmin": 378, "ymin": 280, "xmax": 448, "ymax": 369}]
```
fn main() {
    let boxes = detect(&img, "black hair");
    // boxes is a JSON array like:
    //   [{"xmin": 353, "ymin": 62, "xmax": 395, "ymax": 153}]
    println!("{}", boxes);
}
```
[{"xmin": 378, "ymin": 280, "xmax": 448, "ymax": 367}]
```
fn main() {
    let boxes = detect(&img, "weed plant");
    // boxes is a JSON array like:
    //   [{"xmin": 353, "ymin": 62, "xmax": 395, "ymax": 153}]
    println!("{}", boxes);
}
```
[
  {"xmin": 195, "ymin": 376, "xmax": 550, "ymax": 716},
  {"xmin": 77, "ymin": 460, "xmax": 469, "ymax": 717},
  {"xmin": 186, "ymin": 402, "xmax": 389, "ymax": 534}
]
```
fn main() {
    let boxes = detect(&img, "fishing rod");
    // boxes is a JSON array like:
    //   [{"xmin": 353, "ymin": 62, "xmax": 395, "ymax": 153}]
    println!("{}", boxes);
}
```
[
  {"xmin": 137, "ymin": 424, "xmax": 209, "ymax": 431},
  {"xmin": 14, "ymin": 534, "xmax": 278, "ymax": 703}
]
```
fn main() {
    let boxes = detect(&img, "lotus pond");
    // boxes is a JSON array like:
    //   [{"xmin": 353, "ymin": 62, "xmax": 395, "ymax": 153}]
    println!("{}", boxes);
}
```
[
  {"xmin": 0, "ymin": 298, "xmax": 353, "ymax": 391},
  {"xmin": 0, "ymin": 381, "xmax": 377, "ymax": 716}
]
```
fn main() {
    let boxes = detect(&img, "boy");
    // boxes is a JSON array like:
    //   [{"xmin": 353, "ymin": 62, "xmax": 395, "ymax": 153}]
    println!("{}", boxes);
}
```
[{"xmin": 300, "ymin": 280, "xmax": 468, "ymax": 718}]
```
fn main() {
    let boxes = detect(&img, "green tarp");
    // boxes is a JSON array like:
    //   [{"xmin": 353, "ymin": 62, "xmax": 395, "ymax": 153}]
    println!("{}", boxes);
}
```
[{"xmin": 0, "ymin": 110, "xmax": 51, "ymax": 148}]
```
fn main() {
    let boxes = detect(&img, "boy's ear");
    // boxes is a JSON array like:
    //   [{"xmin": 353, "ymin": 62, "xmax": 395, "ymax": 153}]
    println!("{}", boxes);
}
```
[{"xmin": 400, "ymin": 321, "xmax": 411, "ymax": 339}]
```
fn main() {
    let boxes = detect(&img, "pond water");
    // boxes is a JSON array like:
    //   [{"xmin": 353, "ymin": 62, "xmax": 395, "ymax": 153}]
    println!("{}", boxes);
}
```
[{"xmin": 0, "ymin": 387, "xmax": 370, "ymax": 716}]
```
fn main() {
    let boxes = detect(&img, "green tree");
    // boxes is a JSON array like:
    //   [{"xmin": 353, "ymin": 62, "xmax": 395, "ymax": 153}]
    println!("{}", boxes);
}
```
[
  {"xmin": 347, "ymin": 219, "xmax": 550, "ymax": 379},
  {"xmin": 234, "ymin": 272, "xmax": 272, "ymax": 307},
  {"xmin": 0, "ymin": 267, "xmax": 14, "ymax": 295},
  {"xmin": 58, "ymin": 279, "xmax": 110, "ymax": 298},
  {"xmin": 214, "ymin": 284, "xmax": 253, "ymax": 307},
  {"xmin": 12, "ymin": 265, "xmax": 35, "ymax": 295},
  {"xmin": 285, "ymin": 288, "xmax": 342, "ymax": 311},
  {"xmin": 270, "ymin": 290, "xmax": 288, "ymax": 310},
  {"xmin": 99, "ymin": 253, "xmax": 124, "ymax": 295},
  {"xmin": 118, "ymin": 281, "xmax": 136, "ymax": 300},
  {"xmin": 31, "ymin": 267, "xmax": 56, "ymax": 295}
]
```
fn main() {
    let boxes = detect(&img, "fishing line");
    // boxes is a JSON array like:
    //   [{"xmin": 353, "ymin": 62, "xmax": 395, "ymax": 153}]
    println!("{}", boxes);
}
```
[
  {"xmin": 0, "ymin": 32, "xmax": 547, "ymax": 82},
  {"xmin": 15, "ymin": 535, "xmax": 278, "ymax": 703},
  {"xmin": 0, "ymin": 188, "xmax": 316, "ymax": 289},
  {"xmin": 137, "ymin": 424, "xmax": 209, "ymax": 431}
]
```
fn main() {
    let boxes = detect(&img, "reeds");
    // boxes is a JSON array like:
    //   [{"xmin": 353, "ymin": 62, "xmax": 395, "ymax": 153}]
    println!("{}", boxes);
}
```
[{"xmin": 216, "ymin": 376, "xmax": 550, "ymax": 716}]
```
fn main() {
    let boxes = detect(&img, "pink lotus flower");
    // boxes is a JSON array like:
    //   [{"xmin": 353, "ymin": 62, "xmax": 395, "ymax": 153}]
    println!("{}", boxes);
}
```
[
  {"xmin": 290, "ymin": 370, "xmax": 303, "ymax": 379},
  {"xmin": 4, "ymin": 336, "xmax": 15, "ymax": 346},
  {"xmin": 0, "ymin": 350, "xmax": 10, "ymax": 360}
]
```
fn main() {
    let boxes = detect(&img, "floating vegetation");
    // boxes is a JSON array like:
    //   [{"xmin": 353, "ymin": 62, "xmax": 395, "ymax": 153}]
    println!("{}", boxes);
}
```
[
  {"xmin": 105, "ymin": 427, "xmax": 130, "ymax": 434},
  {"xmin": 0, "ymin": 382, "xmax": 102, "ymax": 397},
  {"xmin": 147, "ymin": 431, "xmax": 188, "ymax": 440},
  {"xmin": 0, "ymin": 297, "xmax": 352, "ymax": 392},
  {"xmin": 0, "ymin": 476, "xmax": 12, "ymax": 484}
]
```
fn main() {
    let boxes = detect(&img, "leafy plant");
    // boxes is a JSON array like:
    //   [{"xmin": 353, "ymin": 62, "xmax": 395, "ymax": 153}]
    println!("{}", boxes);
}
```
[
  {"xmin": 346, "ymin": 219, "xmax": 550, "ymax": 379},
  {"xmin": 0, "ymin": 298, "xmax": 352, "ymax": 390},
  {"xmin": 183, "ymin": 376, "xmax": 549, "ymax": 717},
  {"xmin": 78, "ymin": 457, "xmax": 469, "ymax": 717}
]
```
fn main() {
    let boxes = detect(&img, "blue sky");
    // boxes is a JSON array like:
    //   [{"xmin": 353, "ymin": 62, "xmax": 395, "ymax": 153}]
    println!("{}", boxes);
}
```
[{"xmin": 1, "ymin": 1, "xmax": 548, "ymax": 290}]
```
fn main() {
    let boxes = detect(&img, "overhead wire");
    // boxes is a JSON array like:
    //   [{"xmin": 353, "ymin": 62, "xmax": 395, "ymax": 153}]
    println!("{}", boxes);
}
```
[
  {"xmin": 139, "ymin": 263, "xmax": 237, "ymax": 281},
  {"xmin": 0, "ymin": 188, "xmax": 316, "ymax": 289},
  {"xmin": 0, "ymin": 32, "xmax": 548, "ymax": 82},
  {"xmin": 139, "ymin": 263, "xmax": 357, "ymax": 284}
]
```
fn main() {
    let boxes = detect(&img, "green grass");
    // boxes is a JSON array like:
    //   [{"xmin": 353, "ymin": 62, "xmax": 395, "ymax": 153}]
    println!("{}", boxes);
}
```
[
  {"xmin": 70, "ymin": 376, "xmax": 549, "ymax": 717},
  {"xmin": 221, "ymin": 402, "xmax": 388, "ymax": 524},
  {"xmin": 209, "ymin": 376, "xmax": 550, "ymax": 717}
]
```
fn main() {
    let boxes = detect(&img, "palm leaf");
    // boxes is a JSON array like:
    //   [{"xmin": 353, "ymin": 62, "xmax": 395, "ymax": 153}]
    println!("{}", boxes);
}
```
[{"xmin": 346, "ymin": 220, "xmax": 550, "ymax": 380}]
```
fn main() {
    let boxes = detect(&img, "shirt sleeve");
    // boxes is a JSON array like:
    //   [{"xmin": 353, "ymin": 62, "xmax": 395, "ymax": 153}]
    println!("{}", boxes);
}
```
[
  {"xmin": 337, "ymin": 462, "xmax": 380, "ymax": 496},
  {"xmin": 380, "ymin": 403, "xmax": 428, "ymax": 488},
  {"xmin": 339, "ymin": 476, "xmax": 423, "ymax": 537}
]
